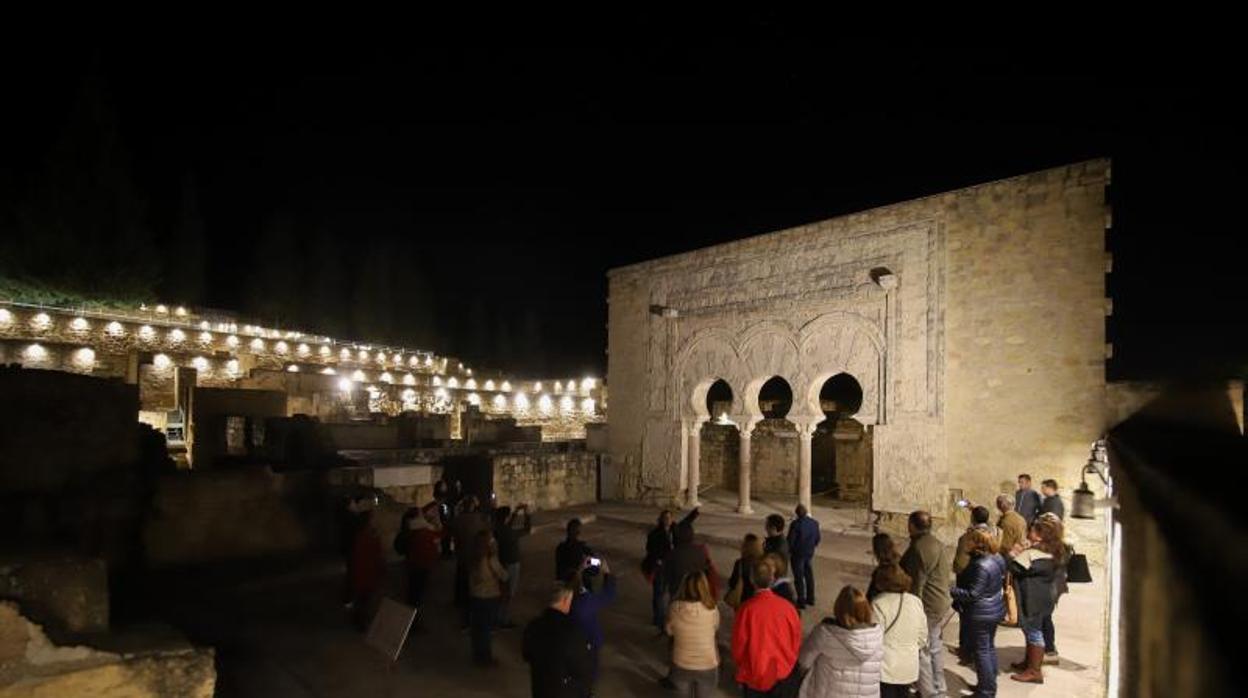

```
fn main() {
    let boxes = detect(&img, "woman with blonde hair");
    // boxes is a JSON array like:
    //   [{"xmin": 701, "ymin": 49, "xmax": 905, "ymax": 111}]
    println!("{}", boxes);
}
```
[
  {"xmin": 665, "ymin": 570, "xmax": 721, "ymax": 696},
  {"xmin": 726, "ymin": 533, "xmax": 765, "ymax": 608},
  {"xmin": 797, "ymin": 585, "xmax": 885, "ymax": 697},
  {"xmin": 467, "ymin": 529, "xmax": 509, "ymax": 665},
  {"xmin": 951, "ymin": 529, "xmax": 1006, "ymax": 696}
]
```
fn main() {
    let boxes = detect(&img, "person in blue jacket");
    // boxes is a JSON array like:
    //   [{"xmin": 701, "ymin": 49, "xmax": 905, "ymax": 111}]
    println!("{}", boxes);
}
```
[
  {"xmin": 786, "ymin": 504, "xmax": 821, "ymax": 608},
  {"xmin": 567, "ymin": 556, "xmax": 617, "ymax": 683},
  {"xmin": 951, "ymin": 528, "xmax": 1006, "ymax": 697}
]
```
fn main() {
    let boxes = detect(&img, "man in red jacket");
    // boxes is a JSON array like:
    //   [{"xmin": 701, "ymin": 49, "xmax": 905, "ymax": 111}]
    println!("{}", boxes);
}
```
[{"xmin": 732, "ymin": 560, "xmax": 802, "ymax": 696}]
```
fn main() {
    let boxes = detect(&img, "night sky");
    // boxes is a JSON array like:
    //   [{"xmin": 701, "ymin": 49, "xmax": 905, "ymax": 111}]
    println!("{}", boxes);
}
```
[{"xmin": 1, "ymin": 28, "xmax": 1243, "ymax": 380}]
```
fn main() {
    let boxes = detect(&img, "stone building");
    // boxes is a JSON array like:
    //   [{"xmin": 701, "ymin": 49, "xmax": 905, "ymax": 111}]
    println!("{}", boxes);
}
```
[
  {"xmin": 607, "ymin": 160, "xmax": 1110, "ymax": 521},
  {"xmin": 0, "ymin": 303, "xmax": 605, "ymax": 457}
]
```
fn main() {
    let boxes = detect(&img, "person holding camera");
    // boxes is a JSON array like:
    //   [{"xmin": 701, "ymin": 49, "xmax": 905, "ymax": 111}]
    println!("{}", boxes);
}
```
[
  {"xmin": 568, "ymin": 555, "xmax": 616, "ymax": 683},
  {"xmin": 493, "ymin": 503, "xmax": 531, "ymax": 629},
  {"xmin": 556, "ymin": 518, "xmax": 593, "ymax": 589}
]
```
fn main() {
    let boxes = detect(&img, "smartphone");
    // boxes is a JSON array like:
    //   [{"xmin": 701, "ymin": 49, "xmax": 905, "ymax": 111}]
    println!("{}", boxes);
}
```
[{"xmin": 586, "ymin": 556, "xmax": 601, "ymax": 568}]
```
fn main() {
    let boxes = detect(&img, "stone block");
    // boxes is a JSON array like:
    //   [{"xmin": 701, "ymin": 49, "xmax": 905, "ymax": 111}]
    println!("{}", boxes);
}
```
[{"xmin": 0, "ymin": 556, "xmax": 108, "ymax": 636}]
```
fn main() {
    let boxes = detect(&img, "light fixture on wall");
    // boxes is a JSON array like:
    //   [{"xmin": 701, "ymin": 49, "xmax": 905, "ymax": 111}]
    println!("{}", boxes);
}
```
[{"xmin": 1072, "ymin": 442, "xmax": 1111, "ymax": 519}]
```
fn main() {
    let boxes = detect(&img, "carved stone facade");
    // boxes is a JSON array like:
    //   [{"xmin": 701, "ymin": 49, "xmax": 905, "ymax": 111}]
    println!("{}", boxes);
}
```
[{"xmin": 608, "ymin": 160, "xmax": 1110, "ymax": 518}]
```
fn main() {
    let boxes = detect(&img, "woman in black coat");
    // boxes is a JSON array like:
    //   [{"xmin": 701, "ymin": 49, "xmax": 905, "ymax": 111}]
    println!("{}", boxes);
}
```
[
  {"xmin": 1006, "ymin": 516, "xmax": 1066, "ymax": 685},
  {"xmin": 642, "ymin": 507, "xmax": 699, "ymax": 632},
  {"xmin": 950, "ymin": 529, "xmax": 1006, "ymax": 697}
]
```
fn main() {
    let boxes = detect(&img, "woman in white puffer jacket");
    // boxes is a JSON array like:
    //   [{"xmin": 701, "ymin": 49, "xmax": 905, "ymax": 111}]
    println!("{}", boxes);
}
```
[{"xmin": 798, "ymin": 585, "xmax": 885, "ymax": 698}]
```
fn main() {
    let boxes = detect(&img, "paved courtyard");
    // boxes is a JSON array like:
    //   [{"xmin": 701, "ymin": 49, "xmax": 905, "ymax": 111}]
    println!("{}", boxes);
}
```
[{"xmin": 136, "ymin": 499, "xmax": 1106, "ymax": 697}]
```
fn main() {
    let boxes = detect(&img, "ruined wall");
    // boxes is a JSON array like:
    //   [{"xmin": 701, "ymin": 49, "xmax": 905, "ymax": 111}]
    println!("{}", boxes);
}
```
[
  {"xmin": 143, "ymin": 468, "xmax": 329, "ymax": 566},
  {"xmin": 491, "ymin": 451, "xmax": 598, "ymax": 511},
  {"xmin": 0, "ymin": 369, "xmax": 139, "ymax": 494},
  {"xmin": 189, "ymin": 387, "xmax": 287, "ymax": 467},
  {"xmin": 608, "ymin": 160, "xmax": 1109, "ymax": 518},
  {"xmin": 0, "ymin": 602, "xmax": 215, "ymax": 697},
  {"xmin": 0, "ymin": 556, "xmax": 108, "ymax": 637}
]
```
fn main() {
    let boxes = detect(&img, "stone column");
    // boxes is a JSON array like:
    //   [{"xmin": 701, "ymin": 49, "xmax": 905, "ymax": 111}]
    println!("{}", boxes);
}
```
[
  {"xmin": 687, "ymin": 420, "xmax": 704, "ymax": 508},
  {"xmin": 797, "ymin": 422, "xmax": 817, "ymax": 510},
  {"xmin": 738, "ymin": 424, "xmax": 755, "ymax": 514},
  {"xmin": 678, "ymin": 419, "xmax": 690, "ymax": 501}
]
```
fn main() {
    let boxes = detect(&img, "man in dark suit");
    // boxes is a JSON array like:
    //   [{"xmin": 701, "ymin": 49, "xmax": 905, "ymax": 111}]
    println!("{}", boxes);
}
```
[
  {"xmin": 1015, "ymin": 473, "xmax": 1043, "ymax": 525},
  {"xmin": 1039, "ymin": 479, "xmax": 1065, "ymax": 520}
]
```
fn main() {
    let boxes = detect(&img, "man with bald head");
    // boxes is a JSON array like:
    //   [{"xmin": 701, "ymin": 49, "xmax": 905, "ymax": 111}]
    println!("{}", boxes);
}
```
[{"xmin": 996, "ymin": 494, "xmax": 1028, "ymax": 555}]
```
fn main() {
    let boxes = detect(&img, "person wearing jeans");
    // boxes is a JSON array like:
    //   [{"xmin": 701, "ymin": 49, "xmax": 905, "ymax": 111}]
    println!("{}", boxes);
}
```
[
  {"xmin": 786, "ymin": 505, "xmax": 821, "ymax": 608},
  {"xmin": 900, "ymin": 510, "xmax": 951, "ymax": 698},
  {"xmin": 951, "ymin": 529, "xmax": 1006, "ymax": 697},
  {"xmin": 468, "ymin": 530, "xmax": 509, "ymax": 666},
  {"xmin": 1007, "ymin": 517, "xmax": 1065, "ymax": 684}
]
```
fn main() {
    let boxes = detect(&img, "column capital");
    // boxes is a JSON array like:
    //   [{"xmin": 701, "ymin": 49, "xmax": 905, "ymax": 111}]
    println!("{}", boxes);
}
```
[
  {"xmin": 792, "ymin": 419, "xmax": 821, "ymax": 438},
  {"xmin": 681, "ymin": 417, "xmax": 709, "ymax": 437},
  {"xmin": 731, "ymin": 414, "xmax": 763, "ymax": 436}
]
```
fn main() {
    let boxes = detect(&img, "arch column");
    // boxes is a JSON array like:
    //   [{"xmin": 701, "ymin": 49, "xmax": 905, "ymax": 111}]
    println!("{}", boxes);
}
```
[
  {"xmin": 735, "ymin": 416, "xmax": 762, "ymax": 514},
  {"xmin": 794, "ymin": 418, "xmax": 820, "ymax": 510},
  {"xmin": 679, "ymin": 419, "xmax": 690, "ymax": 501},
  {"xmin": 685, "ymin": 418, "xmax": 707, "ymax": 507}
]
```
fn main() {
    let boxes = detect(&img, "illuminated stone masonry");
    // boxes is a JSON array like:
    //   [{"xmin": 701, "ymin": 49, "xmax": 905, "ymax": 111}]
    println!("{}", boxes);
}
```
[
  {"xmin": 0, "ymin": 303, "xmax": 604, "ymax": 441},
  {"xmin": 608, "ymin": 160, "xmax": 1111, "ymax": 524}
]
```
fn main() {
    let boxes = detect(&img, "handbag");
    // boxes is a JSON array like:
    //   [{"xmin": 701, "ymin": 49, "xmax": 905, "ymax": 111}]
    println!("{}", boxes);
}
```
[
  {"xmin": 1000, "ymin": 571, "xmax": 1020, "ymax": 627},
  {"xmin": 1066, "ymin": 553, "xmax": 1092, "ymax": 584}
]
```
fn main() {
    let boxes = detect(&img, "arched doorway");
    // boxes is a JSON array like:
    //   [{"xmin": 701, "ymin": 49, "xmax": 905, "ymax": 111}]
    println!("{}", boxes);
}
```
[
  {"xmin": 698, "ymin": 379, "xmax": 740, "ymax": 494},
  {"xmin": 812, "ymin": 373, "xmax": 871, "ymax": 501},
  {"xmin": 749, "ymin": 376, "xmax": 800, "ymax": 496}
]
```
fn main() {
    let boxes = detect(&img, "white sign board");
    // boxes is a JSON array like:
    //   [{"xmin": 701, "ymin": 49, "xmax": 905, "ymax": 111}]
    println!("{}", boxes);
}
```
[{"xmin": 365, "ymin": 597, "xmax": 417, "ymax": 662}]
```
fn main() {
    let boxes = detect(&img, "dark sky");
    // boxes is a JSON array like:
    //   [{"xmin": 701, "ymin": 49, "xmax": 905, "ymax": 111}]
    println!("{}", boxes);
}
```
[{"xmin": 1, "ymin": 27, "xmax": 1243, "ymax": 380}]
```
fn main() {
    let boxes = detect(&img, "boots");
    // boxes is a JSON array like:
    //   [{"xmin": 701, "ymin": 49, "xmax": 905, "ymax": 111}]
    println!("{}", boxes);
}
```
[{"xmin": 1010, "ymin": 645, "xmax": 1045, "ymax": 684}]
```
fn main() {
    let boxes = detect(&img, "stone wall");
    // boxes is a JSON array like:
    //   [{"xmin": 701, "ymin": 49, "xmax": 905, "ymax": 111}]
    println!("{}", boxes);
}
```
[
  {"xmin": 0, "ymin": 556, "xmax": 107, "ymax": 637},
  {"xmin": 698, "ymin": 425, "xmax": 738, "ymax": 488},
  {"xmin": 491, "ymin": 451, "xmax": 598, "ymax": 511},
  {"xmin": 0, "ymin": 368, "xmax": 139, "ymax": 494},
  {"xmin": 750, "ymin": 420, "xmax": 799, "ymax": 495},
  {"xmin": 143, "ymin": 468, "xmax": 330, "ymax": 567},
  {"xmin": 189, "ymin": 387, "xmax": 288, "ymax": 467},
  {"xmin": 943, "ymin": 162, "xmax": 1110, "ymax": 515},
  {"xmin": 607, "ymin": 160, "xmax": 1109, "ymax": 522},
  {"xmin": 0, "ymin": 602, "xmax": 215, "ymax": 697}
]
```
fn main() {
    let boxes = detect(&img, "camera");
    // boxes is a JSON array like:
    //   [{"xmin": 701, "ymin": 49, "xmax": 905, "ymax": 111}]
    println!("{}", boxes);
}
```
[
  {"xmin": 583, "ymin": 555, "xmax": 602, "ymax": 577},
  {"xmin": 956, "ymin": 499, "xmax": 970, "ymax": 508}
]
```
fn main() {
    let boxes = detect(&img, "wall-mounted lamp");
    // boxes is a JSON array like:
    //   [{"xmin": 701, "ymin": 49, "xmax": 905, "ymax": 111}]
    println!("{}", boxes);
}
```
[{"xmin": 1072, "ymin": 443, "xmax": 1111, "ymax": 519}]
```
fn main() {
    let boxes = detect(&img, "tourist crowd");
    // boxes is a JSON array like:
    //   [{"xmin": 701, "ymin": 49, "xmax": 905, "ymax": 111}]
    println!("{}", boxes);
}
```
[{"xmin": 337, "ymin": 471, "xmax": 1076, "ymax": 697}]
